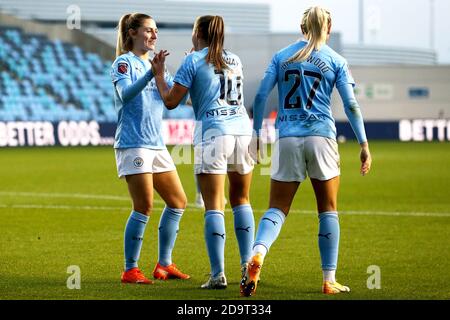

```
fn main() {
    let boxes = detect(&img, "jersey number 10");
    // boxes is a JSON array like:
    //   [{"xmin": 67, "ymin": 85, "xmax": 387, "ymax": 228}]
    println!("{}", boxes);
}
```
[
  {"xmin": 284, "ymin": 69, "xmax": 322, "ymax": 110},
  {"xmin": 215, "ymin": 70, "xmax": 243, "ymax": 106}
]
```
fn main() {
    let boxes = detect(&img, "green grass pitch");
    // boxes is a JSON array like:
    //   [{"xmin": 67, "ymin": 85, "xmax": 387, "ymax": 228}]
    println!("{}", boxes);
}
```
[{"xmin": 0, "ymin": 141, "xmax": 449, "ymax": 300}]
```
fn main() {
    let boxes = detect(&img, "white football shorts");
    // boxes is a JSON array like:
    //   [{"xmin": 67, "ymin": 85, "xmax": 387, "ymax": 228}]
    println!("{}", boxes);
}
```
[
  {"xmin": 271, "ymin": 136, "xmax": 340, "ymax": 182},
  {"xmin": 115, "ymin": 147, "xmax": 176, "ymax": 178},
  {"xmin": 194, "ymin": 135, "xmax": 255, "ymax": 175}
]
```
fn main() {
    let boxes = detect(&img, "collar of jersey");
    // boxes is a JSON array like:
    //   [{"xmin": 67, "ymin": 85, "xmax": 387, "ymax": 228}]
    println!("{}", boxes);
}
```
[{"xmin": 128, "ymin": 51, "xmax": 150, "ymax": 65}]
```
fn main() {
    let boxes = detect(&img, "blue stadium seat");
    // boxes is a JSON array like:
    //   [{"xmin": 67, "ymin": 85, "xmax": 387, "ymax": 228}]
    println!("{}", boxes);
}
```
[{"xmin": 0, "ymin": 25, "xmax": 194, "ymax": 122}]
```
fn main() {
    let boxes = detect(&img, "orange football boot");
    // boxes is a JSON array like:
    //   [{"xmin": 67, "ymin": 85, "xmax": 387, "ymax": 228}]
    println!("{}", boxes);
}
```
[
  {"xmin": 322, "ymin": 281, "xmax": 351, "ymax": 294},
  {"xmin": 240, "ymin": 253, "xmax": 263, "ymax": 297},
  {"xmin": 121, "ymin": 267, "xmax": 153, "ymax": 284},
  {"xmin": 153, "ymin": 262, "xmax": 190, "ymax": 280}
]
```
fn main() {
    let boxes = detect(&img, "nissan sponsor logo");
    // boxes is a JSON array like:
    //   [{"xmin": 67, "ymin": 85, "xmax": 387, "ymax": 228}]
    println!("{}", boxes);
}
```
[
  {"xmin": 399, "ymin": 119, "xmax": 450, "ymax": 142},
  {"xmin": 0, "ymin": 121, "xmax": 114, "ymax": 147}
]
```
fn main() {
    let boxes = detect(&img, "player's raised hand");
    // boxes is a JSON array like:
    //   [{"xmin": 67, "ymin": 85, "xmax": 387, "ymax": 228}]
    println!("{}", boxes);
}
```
[
  {"xmin": 359, "ymin": 142, "xmax": 372, "ymax": 176},
  {"xmin": 150, "ymin": 50, "xmax": 169, "ymax": 76},
  {"xmin": 158, "ymin": 49, "xmax": 169, "ymax": 61}
]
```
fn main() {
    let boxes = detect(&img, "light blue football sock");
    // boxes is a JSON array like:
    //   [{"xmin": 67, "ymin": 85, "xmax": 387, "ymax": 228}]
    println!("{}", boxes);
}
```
[
  {"xmin": 253, "ymin": 208, "xmax": 286, "ymax": 253},
  {"xmin": 204, "ymin": 210, "xmax": 226, "ymax": 277},
  {"xmin": 232, "ymin": 204, "xmax": 255, "ymax": 265},
  {"xmin": 158, "ymin": 206, "xmax": 184, "ymax": 266},
  {"xmin": 124, "ymin": 211, "xmax": 149, "ymax": 271},
  {"xmin": 318, "ymin": 212, "xmax": 340, "ymax": 270}
]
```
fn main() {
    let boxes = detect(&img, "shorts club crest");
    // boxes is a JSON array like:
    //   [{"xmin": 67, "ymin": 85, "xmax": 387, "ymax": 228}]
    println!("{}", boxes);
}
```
[
  {"xmin": 133, "ymin": 157, "xmax": 144, "ymax": 168},
  {"xmin": 115, "ymin": 148, "xmax": 176, "ymax": 178}
]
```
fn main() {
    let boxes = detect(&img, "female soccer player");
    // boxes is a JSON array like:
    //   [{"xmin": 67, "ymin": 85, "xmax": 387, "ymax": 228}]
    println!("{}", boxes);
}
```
[
  {"xmin": 240, "ymin": 6, "xmax": 372, "ymax": 296},
  {"xmin": 151, "ymin": 15, "xmax": 255, "ymax": 289},
  {"xmin": 111, "ymin": 13, "xmax": 190, "ymax": 284}
]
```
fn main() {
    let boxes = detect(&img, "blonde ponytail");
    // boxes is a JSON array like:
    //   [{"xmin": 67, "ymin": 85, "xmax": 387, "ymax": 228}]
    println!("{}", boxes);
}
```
[
  {"xmin": 287, "ymin": 7, "xmax": 331, "ymax": 63},
  {"xmin": 116, "ymin": 14, "xmax": 131, "ymax": 57}
]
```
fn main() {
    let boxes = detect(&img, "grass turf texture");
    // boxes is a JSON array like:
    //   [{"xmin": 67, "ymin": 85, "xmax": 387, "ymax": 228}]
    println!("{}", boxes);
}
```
[{"xmin": 0, "ymin": 141, "xmax": 449, "ymax": 300}]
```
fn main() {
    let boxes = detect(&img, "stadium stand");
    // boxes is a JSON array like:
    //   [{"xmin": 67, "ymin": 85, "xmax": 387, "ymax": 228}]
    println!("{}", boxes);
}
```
[
  {"xmin": 0, "ymin": 25, "xmax": 115, "ymax": 122},
  {"xmin": 0, "ymin": 25, "xmax": 194, "ymax": 122}
]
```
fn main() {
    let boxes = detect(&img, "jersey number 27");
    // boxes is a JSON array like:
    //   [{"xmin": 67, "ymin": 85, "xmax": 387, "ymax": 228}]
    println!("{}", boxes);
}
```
[{"xmin": 284, "ymin": 69, "xmax": 322, "ymax": 110}]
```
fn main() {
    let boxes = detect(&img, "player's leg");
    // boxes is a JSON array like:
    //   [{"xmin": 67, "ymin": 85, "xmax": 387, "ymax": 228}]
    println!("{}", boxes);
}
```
[
  {"xmin": 196, "ymin": 169, "xmax": 228, "ymax": 209},
  {"xmin": 151, "ymin": 150, "xmax": 190, "ymax": 280},
  {"xmin": 126, "ymin": 173, "xmax": 154, "ymax": 215},
  {"xmin": 228, "ymin": 135, "xmax": 255, "ymax": 276},
  {"xmin": 196, "ymin": 135, "xmax": 230, "ymax": 289},
  {"xmin": 240, "ymin": 179, "xmax": 299, "ymax": 296},
  {"xmin": 311, "ymin": 177, "xmax": 349, "ymax": 293},
  {"xmin": 228, "ymin": 171, "xmax": 254, "ymax": 274},
  {"xmin": 310, "ymin": 176, "xmax": 339, "ymax": 213},
  {"xmin": 115, "ymin": 148, "xmax": 155, "ymax": 284},
  {"xmin": 121, "ymin": 172, "xmax": 154, "ymax": 284},
  {"xmin": 241, "ymin": 137, "xmax": 304, "ymax": 296},
  {"xmin": 194, "ymin": 173, "xmax": 205, "ymax": 208},
  {"xmin": 197, "ymin": 173, "xmax": 227, "ymax": 211},
  {"xmin": 251, "ymin": 137, "xmax": 304, "ymax": 260},
  {"xmin": 198, "ymin": 173, "xmax": 228, "ymax": 288},
  {"xmin": 254, "ymin": 180, "xmax": 299, "ymax": 259},
  {"xmin": 306, "ymin": 136, "xmax": 349, "ymax": 294}
]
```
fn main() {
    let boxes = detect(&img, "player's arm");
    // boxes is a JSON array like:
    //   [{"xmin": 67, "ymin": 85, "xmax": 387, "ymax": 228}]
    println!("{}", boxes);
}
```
[
  {"xmin": 155, "ymin": 81, "xmax": 189, "ymax": 109},
  {"xmin": 337, "ymin": 83, "xmax": 367, "ymax": 144},
  {"xmin": 111, "ymin": 58, "xmax": 155, "ymax": 103},
  {"xmin": 250, "ymin": 55, "xmax": 278, "ymax": 163},
  {"xmin": 337, "ymin": 83, "xmax": 372, "ymax": 176},
  {"xmin": 115, "ymin": 70, "xmax": 154, "ymax": 103},
  {"xmin": 151, "ymin": 51, "xmax": 189, "ymax": 109},
  {"xmin": 253, "ymin": 55, "xmax": 278, "ymax": 137}
]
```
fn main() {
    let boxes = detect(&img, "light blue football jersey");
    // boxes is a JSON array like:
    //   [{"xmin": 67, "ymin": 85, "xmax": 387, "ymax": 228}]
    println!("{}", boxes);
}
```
[
  {"xmin": 173, "ymin": 48, "xmax": 252, "ymax": 145},
  {"xmin": 111, "ymin": 51, "xmax": 173, "ymax": 149},
  {"xmin": 253, "ymin": 40, "xmax": 355, "ymax": 140}
]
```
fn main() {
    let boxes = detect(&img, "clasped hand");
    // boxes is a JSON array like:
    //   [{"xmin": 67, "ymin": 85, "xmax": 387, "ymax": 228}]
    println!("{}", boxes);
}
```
[{"xmin": 150, "ymin": 50, "xmax": 170, "ymax": 77}]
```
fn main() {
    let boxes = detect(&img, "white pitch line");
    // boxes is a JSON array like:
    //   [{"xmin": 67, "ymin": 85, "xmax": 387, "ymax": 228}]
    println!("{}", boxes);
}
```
[
  {"xmin": 340, "ymin": 210, "xmax": 450, "ymax": 217},
  {"xmin": 0, "ymin": 204, "xmax": 166, "ymax": 211},
  {"xmin": 0, "ymin": 203, "xmax": 449, "ymax": 218},
  {"xmin": 0, "ymin": 204, "xmax": 128, "ymax": 211},
  {"xmin": 0, "ymin": 191, "xmax": 166, "ymax": 205},
  {"xmin": 0, "ymin": 191, "xmax": 449, "ymax": 217},
  {"xmin": 250, "ymin": 208, "xmax": 450, "ymax": 217},
  {"xmin": 0, "ymin": 191, "xmax": 129, "ymax": 201}
]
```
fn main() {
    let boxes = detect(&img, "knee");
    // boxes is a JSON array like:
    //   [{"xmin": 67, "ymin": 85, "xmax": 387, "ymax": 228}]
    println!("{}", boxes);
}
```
[
  {"xmin": 178, "ymin": 194, "xmax": 188, "ymax": 210},
  {"xmin": 268, "ymin": 199, "xmax": 290, "ymax": 217},
  {"xmin": 229, "ymin": 195, "xmax": 249, "ymax": 208},
  {"xmin": 230, "ymin": 197, "xmax": 250, "ymax": 208},
  {"xmin": 133, "ymin": 199, "xmax": 153, "ymax": 216},
  {"xmin": 169, "ymin": 194, "xmax": 188, "ymax": 210},
  {"xmin": 318, "ymin": 199, "xmax": 337, "ymax": 213},
  {"xmin": 272, "ymin": 206, "xmax": 289, "ymax": 217}
]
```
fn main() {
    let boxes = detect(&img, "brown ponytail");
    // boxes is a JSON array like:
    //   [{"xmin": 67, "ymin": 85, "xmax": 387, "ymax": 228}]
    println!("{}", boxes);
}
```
[
  {"xmin": 195, "ymin": 15, "xmax": 227, "ymax": 71},
  {"xmin": 116, "ymin": 13, "xmax": 152, "ymax": 57}
]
